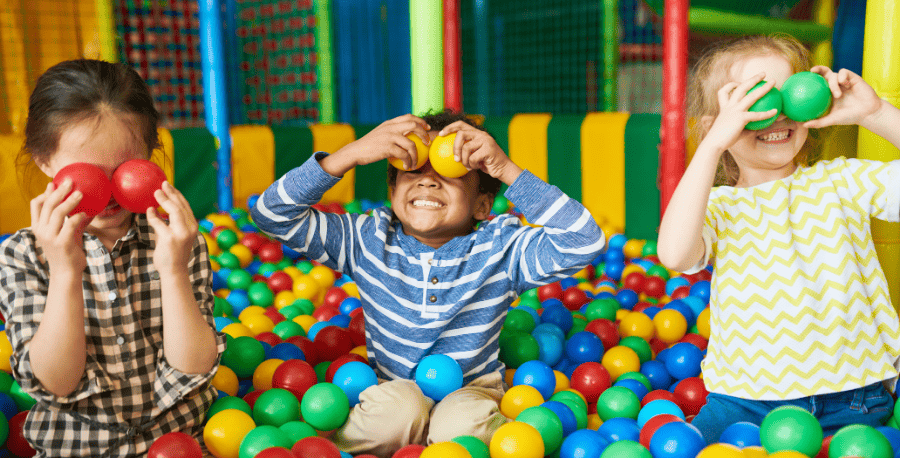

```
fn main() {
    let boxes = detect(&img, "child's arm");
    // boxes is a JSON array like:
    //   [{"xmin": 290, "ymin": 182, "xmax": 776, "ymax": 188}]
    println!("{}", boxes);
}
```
[
  {"xmin": 804, "ymin": 67, "xmax": 900, "ymax": 149},
  {"xmin": 658, "ymin": 73, "xmax": 778, "ymax": 272},
  {"xmin": 147, "ymin": 182, "xmax": 219, "ymax": 375}
]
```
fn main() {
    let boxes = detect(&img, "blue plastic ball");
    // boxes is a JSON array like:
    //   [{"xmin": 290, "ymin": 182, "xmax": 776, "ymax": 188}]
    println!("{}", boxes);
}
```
[
  {"xmin": 596, "ymin": 417, "xmax": 640, "ymax": 443},
  {"xmin": 282, "ymin": 244, "xmax": 301, "ymax": 260},
  {"xmin": 662, "ymin": 300, "xmax": 696, "ymax": 327},
  {"xmin": 615, "ymin": 289, "xmax": 639, "ymax": 310},
  {"xmin": 640, "ymin": 360, "xmax": 673, "ymax": 391},
  {"xmin": 641, "ymin": 307, "xmax": 661, "ymax": 320},
  {"xmin": 541, "ymin": 303, "xmax": 574, "ymax": 334},
  {"xmin": 608, "ymin": 234, "xmax": 628, "ymax": 250},
  {"xmin": 0, "ymin": 393, "xmax": 17, "ymax": 421},
  {"xmin": 649, "ymin": 421, "xmax": 706, "ymax": 458},
  {"xmin": 246, "ymin": 194, "xmax": 260, "ymax": 209},
  {"xmin": 604, "ymin": 250, "xmax": 625, "ymax": 265},
  {"xmin": 614, "ymin": 378, "xmax": 649, "ymax": 402},
  {"xmin": 532, "ymin": 329, "xmax": 565, "ymax": 367},
  {"xmin": 637, "ymin": 399, "xmax": 685, "ymax": 428},
  {"xmin": 332, "ymin": 361, "xmax": 378, "ymax": 407},
  {"xmin": 565, "ymin": 332, "xmax": 604, "ymax": 364},
  {"xmin": 214, "ymin": 316, "xmax": 235, "ymax": 332},
  {"xmin": 534, "ymin": 323, "xmax": 567, "ymax": 341},
  {"xmin": 604, "ymin": 262, "xmax": 625, "ymax": 282},
  {"xmin": 559, "ymin": 278, "xmax": 579, "ymax": 289},
  {"xmin": 339, "ymin": 297, "xmax": 362, "ymax": 315},
  {"xmin": 415, "ymin": 354, "xmax": 464, "ymax": 402},
  {"xmin": 559, "ymin": 429, "xmax": 609, "ymax": 458},
  {"xmin": 225, "ymin": 290, "xmax": 251, "ymax": 317},
  {"xmin": 680, "ymin": 297, "xmax": 707, "ymax": 320},
  {"xmin": 328, "ymin": 314, "xmax": 352, "ymax": 328},
  {"xmin": 246, "ymin": 260, "xmax": 262, "ymax": 275},
  {"xmin": 266, "ymin": 342, "xmax": 305, "ymax": 361},
  {"xmin": 877, "ymin": 426, "xmax": 900, "ymax": 452},
  {"xmin": 513, "ymin": 360, "xmax": 557, "ymax": 400},
  {"xmin": 542, "ymin": 400, "xmax": 578, "ymax": 437},
  {"xmin": 212, "ymin": 270, "xmax": 227, "ymax": 290},
  {"xmin": 306, "ymin": 322, "xmax": 332, "ymax": 341},
  {"xmin": 665, "ymin": 277, "xmax": 691, "ymax": 296},
  {"xmin": 664, "ymin": 343, "xmax": 703, "ymax": 380},
  {"xmin": 689, "ymin": 280, "xmax": 711, "ymax": 303},
  {"xmin": 719, "ymin": 421, "xmax": 762, "ymax": 448}
]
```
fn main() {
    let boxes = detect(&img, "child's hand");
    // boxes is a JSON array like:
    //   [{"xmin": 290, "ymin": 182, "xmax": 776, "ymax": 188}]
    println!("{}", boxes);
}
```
[
  {"xmin": 803, "ymin": 66, "xmax": 882, "ymax": 129},
  {"xmin": 335, "ymin": 114, "xmax": 431, "ymax": 171},
  {"xmin": 437, "ymin": 121, "xmax": 523, "ymax": 185},
  {"xmin": 147, "ymin": 182, "xmax": 198, "ymax": 276},
  {"xmin": 30, "ymin": 179, "xmax": 90, "ymax": 274},
  {"xmin": 702, "ymin": 72, "xmax": 779, "ymax": 153}
]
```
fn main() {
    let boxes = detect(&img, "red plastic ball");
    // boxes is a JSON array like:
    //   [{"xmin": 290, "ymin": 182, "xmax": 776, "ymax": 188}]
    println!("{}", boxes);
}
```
[
  {"xmin": 7, "ymin": 411, "xmax": 36, "ymax": 457},
  {"xmin": 673, "ymin": 376, "xmax": 708, "ymax": 416},
  {"xmin": 814, "ymin": 435, "xmax": 833, "ymax": 458},
  {"xmin": 292, "ymin": 436, "xmax": 342, "ymax": 458},
  {"xmin": 569, "ymin": 361, "xmax": 611, "ymax": 403},
  {"xmin": 255, "ymin": 448, "xmax": 297, "ymax": 458},
  {"xmin": 584, "ymin": 319, "xmax": 620, "ymax": 351},
  {"xmin": 112, "ymin": 159, "xmax": 167, "ymax": 213},
  {"xmin": 313, "ymin": 326, "xmax": 355, "ymax": 362},
  {"xmin": 271, "ymin": 359, "xmax": 318, "ymax": 403},
  {"xmin": 147, "ymin": 431, "xmax": 203, "ymax": 458},
  {"xmin": 286, "ymin": 335, "xmax": 321, "ymax": 367},
  {"xmin": 641, "ymin": 389, "xmax": 679, "ymax": 407},
  {"xmin": 537, "ymin": 282, "xmax": 563, "ymax": 302},
  {"xmin": 322, "ymin": 287, "xmax": 350, "ymax": 309},
  {"xmin": 263, "ymin": 307, "xmax": 287, "ymax": 325},
  {"xmin": 312, "ymin": 305, "xmax": 341, "ymax": 323},
  {"xmin": 678, "ymin": 333, "xmax": 708, "ymax": 351},
  {"xmin": 639, "ymin": 413, "xmax": 683, "ymax": 448},
  {"xmin": 325, "ymin": 353, "xmax": 368, "ymax": 383},
  {"xmin": 257, "ymin": 242, "xmax": 284, "ymax": 264},
  {"xmin": 266, "ymin": 272, "xmax": 294, "ymax": 294},
  {"xmin": 643, "ymin": 276, "xmax": 667, "ymax": 298},
  {"xmin": 622, "ymin": 272, "xmax": 646, "ymax": 293},
  {"xmin": 252, "ymin": 274, "xmax": 269, "ymax": 283},
  {"xmin": 561, "ymin": 287, "xmax": 590, "ymax": 311},
  {"xmin": 632, "ymin": 303, "xmax": 654, "ymax": 314},
  {"xmin": 243, "ymin": 389, "xmax": 264, "ymax": 409},
  {"xmin": 670, "ymin": 286, "xmax": 690, "ymax": 300},
  {"xmin": 240, "ymin": 232, "xmax": 269, "ymax": 254},
  {"xmin": 52, "ymin": 162, "xmax": 113, "ymax": 218},
  {"xmin": 256, "ymin": 331, "xmax": 283, "ymax": 347},
  {"xmin": 648, "ymin": 337, "xmax": 668, "ymax": 356},
  {"xmin": 348, "ymin": 313, "xmax": 367, "ymax": 347},
  {"xmin": 210, "ymin": 226, "xmax": 228, "ymax": 238},
  {"xmin": 392, "ymin": 444, "xmax": 426, "ymax": 458}
]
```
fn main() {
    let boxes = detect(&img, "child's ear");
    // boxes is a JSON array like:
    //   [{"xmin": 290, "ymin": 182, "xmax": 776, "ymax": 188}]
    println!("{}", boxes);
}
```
[
  {"xmin": 474, "ymin": 194, "xmax": 493, "ymax": 221},
  {"xmin": 34, "ymin": 157, "xmax": 54, "ymax": 178}
]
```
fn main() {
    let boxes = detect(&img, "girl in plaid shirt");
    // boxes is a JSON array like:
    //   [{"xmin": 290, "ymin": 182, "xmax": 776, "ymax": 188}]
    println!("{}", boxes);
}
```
[{"xmin": 0, "ymin": 60, "xmax": 225, "ymax": 457}]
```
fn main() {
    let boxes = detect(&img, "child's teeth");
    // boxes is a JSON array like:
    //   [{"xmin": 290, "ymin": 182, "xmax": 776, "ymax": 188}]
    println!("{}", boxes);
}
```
[
  {"xmin": 759, "ymin": 131, "xmax": 789, "ymax": 141},
  {"xmin": 413, "ymin": 200, "xmax": 441, "ymax": 208}
]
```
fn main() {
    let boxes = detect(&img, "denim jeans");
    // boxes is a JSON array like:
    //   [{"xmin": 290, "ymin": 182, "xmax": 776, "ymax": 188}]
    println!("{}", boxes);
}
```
[{"xmin": 691, "ymin": 382, "xmax": 895, "ymax": 444}]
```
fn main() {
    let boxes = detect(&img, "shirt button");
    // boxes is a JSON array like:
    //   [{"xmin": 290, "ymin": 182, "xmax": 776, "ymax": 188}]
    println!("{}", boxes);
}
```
[
  {"xmin": 431, "ymin": 277, "xmax": 438, "ymax": 284},
  {"xmin": 116, "ymin": 336, "xmax": 125, "ymax": 345},
  {"xmin": 429, "ymin": 295, "xmax": 437, "ymax": 303},
  {"xmin": 108, "ymin": 292, "xmax": 117, "ymax": 301}
]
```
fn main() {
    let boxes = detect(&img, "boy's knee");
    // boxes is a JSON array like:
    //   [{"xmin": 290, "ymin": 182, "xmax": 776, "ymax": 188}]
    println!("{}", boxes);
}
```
[{"xmin": 428, "ymin": 387, "xmax": 509, "ymax": 444}]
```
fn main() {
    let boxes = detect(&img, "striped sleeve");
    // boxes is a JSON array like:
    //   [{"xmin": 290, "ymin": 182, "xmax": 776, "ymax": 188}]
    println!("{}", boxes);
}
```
[
  {"xmin": 249, "ymin": 152, "xmax": 363, "ymax": 274},
  {"xmin": 503, "ymin": 170, "xmax": 605, "ymax": 290},
  {"xmin": 843, "ymin": 158, "xmax": 900, "ymax": 223}
]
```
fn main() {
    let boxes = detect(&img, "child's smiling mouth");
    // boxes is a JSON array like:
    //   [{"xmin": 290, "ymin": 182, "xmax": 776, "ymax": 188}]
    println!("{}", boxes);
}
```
[
  {"xmin": 411, "ymin": 198, "xmax": 445, "ymax": 208},
  {"xmin": 757, "ymin": 129, "xmax": 793, "ymax": 143}
]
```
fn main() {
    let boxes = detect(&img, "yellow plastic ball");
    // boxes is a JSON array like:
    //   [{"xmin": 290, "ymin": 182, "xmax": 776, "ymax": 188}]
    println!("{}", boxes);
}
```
[
  {"xmin": 0, "ymin": 334, "xmax": 12, "ymax": 373},
  {"xmin": 215, "ymin": 288, "xmax": 230, "ymax": 298},
  {"xmin": 594, "ymin": 285, "xmax": 616, "ymax": 295},
  {"xmin": 619, "ymin": 311, "xmax": 656, "ymax": 342},
  {"xmin": 741, "ymin": 446, "xmax": 767, "ymax": 458},
  {"xmin": 768, "ymin": 451, "xmax": 809, "ymax": 458},
  {"xmin": 576, "ymin": 282, "xmax": 594, "ymax": 293},
  {"xmin": 252, "ymin": 358, "xmax": 284, "ymax": 391},
  {"xmin": 621, "ymin": 263, "xmax": 646, "ymax": 279},
  {"xmin": 601, "ymin": 346, "xmax": 641, "ymax": 381},
  {"xmin": 428, "ymin": 133, "xmax": 468, "ymax": 178},
  {"xmin": 308, "ymin": 265, "xmax": 336, "ymax": 290},
  {"xmin": 350, "ymin": 345, "xmax": 368, "ymax": 360},
  {"xmin": 653, "ymin": 309, "xmax": 689, "ymax": 344},
  {"xmin": 500, "ymin": 385, "xmax": 545, "ymax": 419},
  {"xmin": 211, "ymin": 365, "xmax": 239, "ymax": 396},
  {"xmin": 388, "ymin": 134, "xmax": 430, "ymax": 171},
  {"xmin": 341, "ymin": 282, "xmax": 360, "ymax": 299},
  {"xmin": 622, "ymin": 239, "xmax": 645, "ymax": 259},
  {"xmin": 697, "ymin": 308, "xmax": 711, "ymax": 339},
  {"xmin": 553, "ymin": 370, "xmax": 570, "ymax": 394},
  {"xmin": 238, "ymin": 305, "xmax": 267, "ymax": 321},
  {"xmin": 696, "ymin": 443, "xmax": 745, "ymax": 458},
  {"xmin": 242, "ymin": 314, "xmax": 275, "ymax": 336},
  {"xmin": 203, "ymin": 233, "xmax": 221, "ymax": 256},
  {"xmin": 586, "ymin": 413, "xmax": 602, "ymax": 430},
  {"xmin": 222, "ymin": 322, "xmax": 254, "ymax": 339},
  {"xmin": 203, "ymin": 409, "xmax": 256, "ymax": 458},
  {"xmin": 421, "ymin": 441, "xmax": 472, "ymax": 458},
  {"xmin": 228, "ymin": 244, "xmax": 253, "ymax": 268},
  {"xmin": 292, "ymin": 315, "xmax": 319, "ymax": 333},
  {"xmin": 571, "ymin": 268, "xmax": 590, "ymax": 280},
  {"xmin": 274, "ymin": 291, "xmax": 297, "ymax": 310},
  {"xmin": 206, "ymin": 213, "xmax": 237, "ymax": 230},
  {"xmin": 615, "ymin": 309, "xmax": 630, "ymax": 322},
  {"xmin": 489, "ymin": 421, "xmax": 545, "ymax": 458},
  {"xmin": 282, "ymin": 266, "xmax": 303, "ymax": 281},
  {"xmin": 292, "ymin": 275, "xmax": 322, "ymax": 303}
]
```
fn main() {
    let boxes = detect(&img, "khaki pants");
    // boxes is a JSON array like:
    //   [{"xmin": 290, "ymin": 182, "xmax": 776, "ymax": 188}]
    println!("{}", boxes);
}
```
[{"xmin": 331, "ymin": 372, "xmax": 510, "ymax": 458}]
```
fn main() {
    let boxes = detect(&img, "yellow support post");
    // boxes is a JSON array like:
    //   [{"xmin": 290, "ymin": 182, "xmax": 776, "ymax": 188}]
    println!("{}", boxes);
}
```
[{"xmin": 859, "ymin": 0, "xmax": 900, "ymax": 309}]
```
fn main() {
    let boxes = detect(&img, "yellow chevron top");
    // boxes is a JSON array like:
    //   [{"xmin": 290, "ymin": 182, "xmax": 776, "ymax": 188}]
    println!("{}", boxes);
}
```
[{"xmin": 694, "ymin": 157, "xmax": 900, "ymax": 400}]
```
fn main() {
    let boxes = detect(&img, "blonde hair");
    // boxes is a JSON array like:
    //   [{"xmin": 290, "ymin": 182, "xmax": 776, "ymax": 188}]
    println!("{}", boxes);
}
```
[{"xmin": 688, "ymin": 34, "xmax": 821, "ymax": 186}]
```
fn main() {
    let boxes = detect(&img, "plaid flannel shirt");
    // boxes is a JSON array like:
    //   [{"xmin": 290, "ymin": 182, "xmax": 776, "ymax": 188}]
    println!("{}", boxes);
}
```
[{"xmin": 0, "ymin": 213, "xmax": 226, "ymax": 457}]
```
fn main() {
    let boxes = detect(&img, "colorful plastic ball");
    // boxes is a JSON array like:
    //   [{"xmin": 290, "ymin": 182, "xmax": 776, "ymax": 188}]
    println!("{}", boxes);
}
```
[
  {"xmin": 565, "ymin": 331, "xmax": 604, "ymax": 364},
  {"xmin": 759, "ymin": 405, "xmax": 823, "ymax": 457},
  {"xmin": 500, "ymin": 384, "xmax": 545, "ymax": 419},
  {"xmin": 719, "ymin": 421, "xmax": 762, "ymax": 448},
  {"xmin": 664, "ymin": 342, "xmax": 703, "ymax": 380},
  {"xmin": 292, "ymin": 436, "xmax": 342, "ymax": 458},
  {"xmin": 313, "ymin": 325, "xmax": 356, "ymax": 362},
  {"xmin": 489, "ymin": 421, "xmax": 545, "ymax": 458},
  {"xmin": 666, "ymin": 278, "xmax": 691, "ymax": 296},
  {"xmin": 585, "ymin": 318, "xmax": 620, "ymax": 351},
  {"xmin": 541, "ymin": 400, "xmax": 579, "ymax": 437},
  {"xmin": 500, "ymin": 332, "xmax": 541, "ymax": 369},
  {"xmin": 211, "ymin": 365, "xmax": 239, "ymax": 397},
  {"xmin": 332, "ymin": 361, "xmax": 378, "ymax": 407},
  {"xmin": 254, "ymin": 448, "xmax": 296, "ymax": 458},
  {"xmin": 689, "ymin": 280, "xmax": 711, "ymax": 303},
  {"xmin": 599, "ymin": 439, "xmax": 652, "ymax": 458},
  {"xmin": 413, "ymin": 354, "xmax": 464, "ymax": 402},
  {"xmin": 299, "ymin": 382, "xmax": 350, "ymax": 431},
  {"xmin": 541, "ymin": 303, "xmax": 574, "ymax": 334},
  {"xmin": 828, "ymin": 424, "xmax": 892, "ymax": 458},
  {"xmin": 221, "ymin": 336, "xmax": 266, "ymax": 378},
  {"xmin": 512, "ymin": 360, "xmax": 556, "ymax": 400},
  {"xmin": 614, "ymin": 378, "xmax": 650, "ymax": 402},
  {"xmin": 206, "ymin": 396, "xmax": 253, "ymax": 421},
  {"xmin": 278, "ymin": 420, "xmax": 316, "ymax": 444},
  {"xmin": 745, "ymin": 81, "xmax": 783, "ymax": 130},
  {"xmin": 147, "ymin": 431, "xmax": 202, "ymax": 458},
  {"xmin": 516, "ymin": 406, "xmax": 565, "ymax": 455},
  {"xmin": 252, "ymin": 388, "xmax": 300, "ymax": 427},
  {"xmin": 695, "ymin": 443, "xmax": 745, "ymax": 458},
  {"xmin": 648, "ymin": 421, "xmax": 706, "ymax": 458},
  {"xmin": 672, "ymin": 377, "xmax": 708, "ymax": 416},
  {"xmin": 559, "ymin": 429, "xmax": 609, "ymax": 458},
  {"xmin": 226, "ymin": 270, "xmax": 253, "ymax": 291},
  {"xmin": 392, "ymin": 444, "xmax": 426, "ymax": 458},
  {"xmin": 204, "ymin": 409, "xmax": 256, "ymax": 458},
  {"xmin": 532, "ymin": 327, "xmax": 565, "ymax": 367},
  {"xmin": 597, "ymin": 417, "xmax": 641, "ymax": 443},
  {"xmin": 308, "ymin": 265, "xmax": 337, "ymax": 290},
  {"xmin": 652, "ymin": 309, "xmax": 688, "ymax": 344},
  {"xmin": 781, "ymin": 71, "xmax": 832, "ymax": 122},
  {"xmin": 51, "ymin": 162, "xmax": 114, "ymax": 218},
  {"xmin": 600, "ymin": 345, "xmax": 641, "ymax": 382},
  {"xmin": 638, "ymin": 360, "xmax": 671, "ymax": 391},
  {"xmin": 596, "ymin": 385, "xmax": 641, "ymax": 421},
  {"xmin": 451, "ymin": 435, "xmax": 490, "ymax": 458},
  {"xmin": 637, "ymin": 399, "xmax": 685, "ymax": 428},
  {"xmin": 568, "ymin": 362, "xmax": 610, "ymax": 403},
  {"xmin": 420, "ymin": 441, "xmax": 472, "ymax": 458},
  {"xmin": 237, "ymin": 425, "xmax": 292, "ymax": 458}
]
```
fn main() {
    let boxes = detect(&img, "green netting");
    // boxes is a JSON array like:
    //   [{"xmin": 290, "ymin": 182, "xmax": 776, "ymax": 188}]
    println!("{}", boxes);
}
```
[
  {"xmin": 624, "ymin": 113, "xmax": 661, "ymax": 240},
  {"xmin": 547, "ymin": 115, "xmax": 585, "ymax": 202},
  {"xmin": 271, "ymin": 126, "xmax": 314, "ymax": 180},
  {"xmin": 351, "ymin": 124, "xmax": 389, "ymax": 204},
  {"xmin": 170, "ymin": 128, "xmax": 218, "ymax": 218}
]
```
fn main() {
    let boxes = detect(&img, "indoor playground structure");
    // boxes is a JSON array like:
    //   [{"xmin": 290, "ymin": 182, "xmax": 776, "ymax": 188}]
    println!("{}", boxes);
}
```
[{"xmin": 1, "ymin": 0, "xmax": 900, "ymax": 457}]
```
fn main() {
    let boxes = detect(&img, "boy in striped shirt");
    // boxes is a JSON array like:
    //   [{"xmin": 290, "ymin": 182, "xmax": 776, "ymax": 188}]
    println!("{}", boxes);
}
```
[{"xmin": 251, "ymin": 110, "xmax": 604, "ymax": 457}]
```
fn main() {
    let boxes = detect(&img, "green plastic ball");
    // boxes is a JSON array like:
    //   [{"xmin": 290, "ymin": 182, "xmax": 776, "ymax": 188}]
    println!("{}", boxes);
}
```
[
  {"xmin": 213, "ymin": 297, "xmax": 233, "ymax": 317},
  {"xmin": 296, "ymin": 261, "xmax": 314, "ymax": 274},
  {"xmin": 9, "ymin": 381, "xmax": 35, "ymax": 411},
  {"xmin": 0, "ymin": 372, "xmax": 13, "ymax": 393},
  {"xmin": 499, "ymin": 332, "xmax": 540, "ymax": 369},
  {"xmin": 217, "ymin": 252, "xmax": 241, "ymax": 270},
  {"xmin": 641, "ymin": 241, "xmax": 658, "ymax": 257},
  {"xmin": 226, "ymin": 270, "xmax": 253, "ymax": 291},
  {"xmin": 760, "ymin": 405, "xmax": 822, "ymax": 457},
  {"xmin": 279, "ymin": 420, "xmax": 317, "ymax": 443},
  {"xmin": 828, "ymin": 424, "xmax": 892, "ymax": 458},
  {"xmin": 781, "ymin": 71, "xmax": 832, "ymax": 122},
  {"xmin": 616, "ymin": 371, "xmax": 652, "ymax": 392},
  {"xmin": 247, "ymin": 282, "xmax": 274, "ymax": 307},
  {"xmin": 492, "ymin": 196, "xmax": 510, "ymax": 215},
  {"xmin": 619, "ymin": 336, "xmax": 653, "ymax": 364},
  {"xmin": 314, "ymin": 361, "xmax": 331, "ymax": 383},
  {"xmin": 566, "ymin": 316, "xmax": 588, "ymax": 339},
  {"xmin": 520, "ymin": 288, "xmax": 539, "ymax": 302},
  {"xmin": 257, "ymin": 263, "xmax": 279, "ymax": 277},
  {"xmin": 292, "ymin": 299, "xmax": 315, "ymax": 316},
  {"xmin": 344, "ymin": 200, "xmax": 362, "ymax": 214},
  {"xmin": 595, "ymin": 386, "xmax": 641, "ymax": 421},
  {"xmin": 278, "ymin": 304, "xmax": 304, "ymax": 321},
  {"xmin": 275, "ymin": 258, "xmax": 293, "ymax": 270},
  {"xmin": 273, "ymin": 320, "xmax": 305, "ymax": 340},
  {"xmin": 646, "ymin": 265, "xmax": 669, "ymax": 280},
  {"xmin": 550, "ymin": 393, "xmax": 588, "ymax": 430},
  {"xmin": 253, "ymin": 388, "xmax": 301, "ymax": 427},
  {"xmin": 746, "ymin": 81, "xmax": 783, "ymax": 130},
  {"xmin": 517, "ymin": 296, "xmax": 542, "ymax": 310},
  {"xmin": 600, "ymin": 440, "xmax": 652, "ymax": 458},
  {"xmin": 206, "ymin": 395, "xmax": 253, "ymax": 420},
  {"xmin": 505, "ymin": 309, "xmax": 537, "ymax": 334},
  {"xmin": 300, "ymin": 382, "xmax": 351, "ymax": 431},
  {"xmin": 229, "ymin": 208, "xmax": 249, "ymax": 220},
  {"xmin": 516, "ymin": 406, "xmax": 565, "ymax": 455},
  {"xmin": 585, "ymin": 299, "xmax": 620, "ymax": 322},
  {"xmin": 216, "ymin": 229, "xmax": 239, "ymax": 250},
  {"xmin": 451, "ymin": 435, "xmax": 491, "ymax": 458},
  {"xmin": 221, "ymin": 335, "xmax": 266, "ymax": 378},
  {"xmin": 238, "ymin": 425, "xmax": 292, "ymax": 458}
]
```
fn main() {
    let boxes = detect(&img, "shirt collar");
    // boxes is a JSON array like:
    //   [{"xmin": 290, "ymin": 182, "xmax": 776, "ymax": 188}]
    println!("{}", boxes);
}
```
[{"xmin": 133, "ymin": 213, "xmax": 156, "ymax": 249}]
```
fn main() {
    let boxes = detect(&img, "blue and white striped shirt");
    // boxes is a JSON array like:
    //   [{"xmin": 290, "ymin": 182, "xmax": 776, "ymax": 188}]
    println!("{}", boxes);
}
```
[{"xmin": 251, "ymin": 153, "xmax": 604, "ymax": 383}]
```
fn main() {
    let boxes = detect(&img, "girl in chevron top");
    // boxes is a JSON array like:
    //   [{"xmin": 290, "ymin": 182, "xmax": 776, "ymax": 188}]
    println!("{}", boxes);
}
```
[{"xmin": 658, "ymin": 34, "xmax": 900, "ymax": 444}]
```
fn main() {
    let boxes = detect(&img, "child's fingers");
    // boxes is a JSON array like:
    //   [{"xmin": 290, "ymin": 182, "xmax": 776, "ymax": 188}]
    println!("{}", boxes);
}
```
[
  {"xmin": 738, "ymin": 79, "xmax": 776, "ymax": 110},
  {"xmin": 717, "ymin": 82, "xmax": 740, "ymax": 108},
  {"xmin": 47, "ymin": 191, "xmax": 83, "ymax": 234},
  {"xmin": 745, "ymin": 108, "xmax": 779, "ymax": 122},
  {"xmin": 452, "ymin": 129, "xmax": 474, "ymax": 162},
  {"xmin": 59, "ymin": 212, "xmax": 89, "ymax": 241},
  {"xmin": 145, "ymin": 207, "xmax": 168, "ymax": 235},
  {"xmin": 30, "ymin": 184, "xmax": 52, "ymax": 228},
  {"xmin": 437, "ymin": 120, "xmax": 474, "ymax": 137},
  {"xmin": 730, "ymin": 72, "xmax": 767, "ymax": 103}
]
